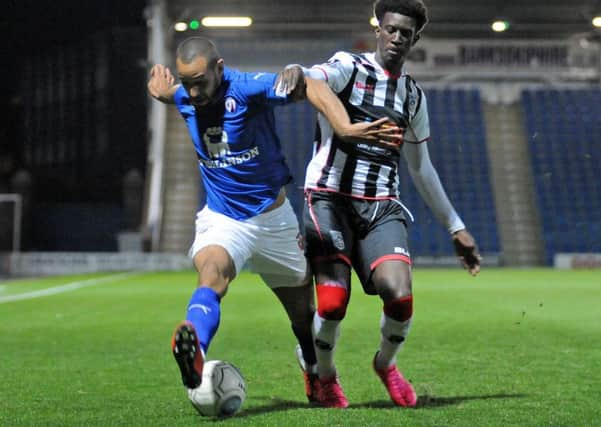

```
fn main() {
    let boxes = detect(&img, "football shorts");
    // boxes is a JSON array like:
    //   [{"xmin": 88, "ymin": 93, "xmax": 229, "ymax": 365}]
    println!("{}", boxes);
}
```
[
  {"xmin": 303, "ymin": 190, "xmax": 411, "ymax": 293},
  {"xmin": 189, "ymin": 198, "xmax": 308, "ymax": 288}
]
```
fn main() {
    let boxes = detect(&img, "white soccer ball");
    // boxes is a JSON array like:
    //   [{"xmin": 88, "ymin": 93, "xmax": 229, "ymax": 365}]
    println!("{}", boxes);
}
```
[{"xmin": 187, "ymin": 360, "xmax": 246, "ymax": 417}]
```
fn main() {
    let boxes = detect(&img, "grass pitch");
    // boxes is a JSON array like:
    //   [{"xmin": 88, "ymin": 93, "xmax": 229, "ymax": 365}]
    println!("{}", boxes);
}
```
[{"xmin": 1, "ymin": 268, "xmax": 600, "ymax": 426}]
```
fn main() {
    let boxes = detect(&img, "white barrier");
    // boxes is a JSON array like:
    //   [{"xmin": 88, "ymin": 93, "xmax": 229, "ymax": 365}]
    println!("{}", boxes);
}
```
[
  {"xmin": 0, "ymin": 252, "xmax": 501, "ymax": 277},
  {"xmin": 0, "ymin": 252, "xmax": 191, "ymax": 276},
  {"xmin": 554, "ymin": 253, "xmax": 601, "ymax": 269}
]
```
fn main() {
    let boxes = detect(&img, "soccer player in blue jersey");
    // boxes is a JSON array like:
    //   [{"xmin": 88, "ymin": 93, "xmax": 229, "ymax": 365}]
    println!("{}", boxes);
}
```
[
  {"xmin": 277, "ymin": 0, "xmax": 482, "ymax": 409},
  {"xmin": 147, "ymin": 36, "xmax": 400, "ymax": 408}
]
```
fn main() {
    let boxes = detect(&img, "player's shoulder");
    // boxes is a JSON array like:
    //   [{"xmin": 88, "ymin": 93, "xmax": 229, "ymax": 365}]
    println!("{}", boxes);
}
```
[
  {"xmin": 229, "ymin": 68, "xmax": 275, "ymax": 86},
  {"xmin": 329, "ymin": 51, "xmax": 379, "ymax": 72},
  {"xmin": 326, "ymin": 50, "xmax": 358, "ymax": 66},
  {"xmin": 227, "ymin": 68, "xmax": 276, "ymax": 96},
  {"xmin": 403, "ymin": 73, "xmax": 426, "ymax": 96}
]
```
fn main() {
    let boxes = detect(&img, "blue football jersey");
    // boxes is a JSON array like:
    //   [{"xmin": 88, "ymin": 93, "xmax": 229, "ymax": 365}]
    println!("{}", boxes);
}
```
[{"xmin": 174, "ymin": 68, "xmax": 293, "ymax": 220}]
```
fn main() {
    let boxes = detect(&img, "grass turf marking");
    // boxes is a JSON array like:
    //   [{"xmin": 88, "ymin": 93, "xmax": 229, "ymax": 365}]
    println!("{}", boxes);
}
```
[{"xmin": 0, "ymin": 272, "xmax": 137, "ymax": 304}]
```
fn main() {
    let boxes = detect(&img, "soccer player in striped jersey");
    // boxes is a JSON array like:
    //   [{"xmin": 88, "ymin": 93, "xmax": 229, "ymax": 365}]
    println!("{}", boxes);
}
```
[
  {"xmin": 278, "ymin": 0, "xmax": 482, "ymax": 408},
  {"xmin": 147, "ymin": 36, "xmax": 400, "ymax": 409}
]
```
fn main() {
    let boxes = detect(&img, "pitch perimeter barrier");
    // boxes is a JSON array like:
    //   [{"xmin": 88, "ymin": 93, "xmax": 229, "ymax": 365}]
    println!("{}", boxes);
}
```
[{"xmin": 0, "ymin": 252, "xmax": 501, "ymax": 277}]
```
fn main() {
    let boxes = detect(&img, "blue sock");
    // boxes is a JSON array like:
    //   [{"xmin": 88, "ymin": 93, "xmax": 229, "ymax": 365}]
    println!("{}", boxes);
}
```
[{"xmin": 186, "ymin": 287, "xmax": 221, "ymax": 355}]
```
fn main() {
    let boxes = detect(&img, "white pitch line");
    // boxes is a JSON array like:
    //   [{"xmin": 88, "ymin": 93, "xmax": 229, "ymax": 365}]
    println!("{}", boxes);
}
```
[{"xmin": 0, "ymin": 272, "xmax": 137, "ymax": 304}]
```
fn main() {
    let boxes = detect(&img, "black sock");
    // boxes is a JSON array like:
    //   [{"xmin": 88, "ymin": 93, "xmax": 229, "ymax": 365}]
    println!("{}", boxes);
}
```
[{"xmin": 292, "ymin": 324, "xmax": 317, "ymax": 366}]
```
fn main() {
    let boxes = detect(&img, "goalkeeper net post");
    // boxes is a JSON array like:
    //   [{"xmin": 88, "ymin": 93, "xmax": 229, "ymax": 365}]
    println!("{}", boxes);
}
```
[{"xmin": 0, "ymin": 193, "xmax": 22, "ymax": 253}]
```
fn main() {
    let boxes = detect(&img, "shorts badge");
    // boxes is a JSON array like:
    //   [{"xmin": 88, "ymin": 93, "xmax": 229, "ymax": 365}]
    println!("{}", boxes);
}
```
[{"xmin": 329, "ymin": 230, "xmax": 345, "ymax": 251}]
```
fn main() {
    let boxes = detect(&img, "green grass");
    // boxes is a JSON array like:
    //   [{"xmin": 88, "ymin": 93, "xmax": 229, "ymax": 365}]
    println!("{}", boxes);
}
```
[{"xmin": 1, "ymin": 269, "xmax": 600, "ymax": 426}]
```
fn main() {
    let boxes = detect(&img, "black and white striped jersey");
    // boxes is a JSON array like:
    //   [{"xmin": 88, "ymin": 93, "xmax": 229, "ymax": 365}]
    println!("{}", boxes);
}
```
[{"xmin": 305, "ymin": 51, "xmax": 430, "ymax": 199}]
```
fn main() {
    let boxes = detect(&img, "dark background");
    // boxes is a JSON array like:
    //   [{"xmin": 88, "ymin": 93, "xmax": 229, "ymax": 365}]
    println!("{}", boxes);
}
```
[{"xmin": 1, "ymin": 0, "xmax": 148, "ymax": 250}]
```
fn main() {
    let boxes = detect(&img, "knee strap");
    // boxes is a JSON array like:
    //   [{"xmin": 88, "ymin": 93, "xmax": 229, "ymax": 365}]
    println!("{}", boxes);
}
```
[
  {"xmin": 383, "ymin": 295, "xmax": 413, "ymax": 322},
  {"xmin": 316, "ymin": 283, "xmax": 349, "ymax": 320}
]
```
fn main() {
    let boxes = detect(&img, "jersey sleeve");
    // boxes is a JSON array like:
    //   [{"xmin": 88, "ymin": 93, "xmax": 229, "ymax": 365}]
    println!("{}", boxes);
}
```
[
  {"xmin": 243, "ymin": 71, "xmax": 291, "ymax": 106},
  {"xmin": 309, "ymin": 51, "xmax": 355, "ymax": 94},
  {"xmin": 405, "ymin": 86, "xmax": 430, "ymax": 143},
  {"xmin": 173, "ymin": 85, "xmax": 188, "ymax": 106},
  {"xmin": 173, "ymin": 85, "xmax": 195, "ymax": 118}
]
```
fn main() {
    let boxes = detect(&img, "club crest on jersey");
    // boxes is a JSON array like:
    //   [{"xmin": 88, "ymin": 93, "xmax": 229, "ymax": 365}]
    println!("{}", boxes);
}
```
[
  {"xmin": 225, "ymin": 97, "xmax": 237, "ymax": 113},
  {"xmin": 329, "ymin": 230, "xmax": 345, "ymax": 250}
]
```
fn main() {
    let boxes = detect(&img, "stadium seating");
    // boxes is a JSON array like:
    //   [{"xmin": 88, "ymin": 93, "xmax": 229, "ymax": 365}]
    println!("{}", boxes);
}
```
[
  {"xmin": 397, "ymin": 88, "xmax": 499, "ymax": 257},
  {"xmin": 521, "ymin": 88, "xmax": 601, "ymax": 263}
]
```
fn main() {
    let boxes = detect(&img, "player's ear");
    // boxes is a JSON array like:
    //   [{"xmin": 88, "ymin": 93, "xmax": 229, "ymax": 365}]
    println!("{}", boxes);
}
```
[
  {"xmin": 214, "ymin": 58, "xmax": 224, "ymax": 79},
  {"xmin": 412, "ymin": 33, "xmax": 421, "ymax": 46}
]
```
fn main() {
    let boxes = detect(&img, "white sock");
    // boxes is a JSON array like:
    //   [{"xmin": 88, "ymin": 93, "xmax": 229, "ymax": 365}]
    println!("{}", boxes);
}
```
[
  {"xmin": 312, "ymin": 313, "xmax": 341, "ymax": 379},
  {"xmin": 375, "ymin": 313, "xmax": 412, "ymax": 370}
]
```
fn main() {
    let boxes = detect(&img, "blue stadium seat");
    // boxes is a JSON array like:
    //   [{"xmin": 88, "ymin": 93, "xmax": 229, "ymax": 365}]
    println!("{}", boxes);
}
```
[
  {"xmin": 521, "ymin": 88, "xmax": 601, "ymax": 264},
  {"xmin": 397, "ymin": 88, "xmax": 500, "ymax": 257}
]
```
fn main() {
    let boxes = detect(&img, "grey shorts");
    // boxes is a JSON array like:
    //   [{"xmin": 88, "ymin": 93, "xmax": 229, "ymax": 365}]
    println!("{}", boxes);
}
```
[{"xmin": 303, "ymin": 190, "xmax": 411, "ymax": 292}]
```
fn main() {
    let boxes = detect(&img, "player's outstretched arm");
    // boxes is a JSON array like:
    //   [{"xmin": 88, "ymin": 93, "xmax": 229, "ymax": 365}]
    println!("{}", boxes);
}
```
[
  {"xmin": 275, "ymin": 67, "xmax": 402, "ymax": 146},
  {"xmin": 304, "ymin": 77, "xmax": 402, "ymax": 146},
  {"xmin": 404, "ymin": 142, "xmax": 481, "ymax": 276},
  {"xmin": 148, "ymin": 64, "xmax": 179, "ymax": 104}
]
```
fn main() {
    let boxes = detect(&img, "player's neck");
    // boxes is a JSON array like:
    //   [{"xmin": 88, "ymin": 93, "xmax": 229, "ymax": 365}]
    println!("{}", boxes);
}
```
[{"xmin": 374, "ymin": 52, "xmax": 403, "ymax": 78}]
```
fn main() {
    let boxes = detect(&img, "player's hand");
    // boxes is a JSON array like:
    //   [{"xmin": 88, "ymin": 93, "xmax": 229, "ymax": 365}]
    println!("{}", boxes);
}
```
[
  {"xmin": 274, "ymin": 65, "xmax": 306, "ymax": 100},
  {"xmin": 452, "ymin": 229, "xmax": 481, "ymax": 276},
  {"xmin": 339, "ymin": 117, "xmax": 404, "ymax": 149},
  {"xmin": 148, "ymin": 64, "xmax": 176, "ymax": 101}
]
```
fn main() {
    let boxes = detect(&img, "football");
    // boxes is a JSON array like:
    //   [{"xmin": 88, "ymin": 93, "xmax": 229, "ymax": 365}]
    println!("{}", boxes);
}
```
[{"xmin": 187, "ymin": 360, "xmax": 247, "ymax": 417}]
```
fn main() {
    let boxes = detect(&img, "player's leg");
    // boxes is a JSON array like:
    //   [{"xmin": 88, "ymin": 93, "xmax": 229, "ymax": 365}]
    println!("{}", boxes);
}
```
[
  {"xmin": 187, "ymin": 244, "xmax": 237, "ymax": 351},
  {"xmin": 263, "ymin": 272, "xmax": 319, "ymax": 402},
  {"xmin": 311, "ymin": 260, "xmax": 351, "ymax": 408},
  {"xmin": 303, "ymin": 191, "xmax": 352, "ymax": 407},
  {"xmin": 355, "ymin": 200, "xmax": 417, "ymax": 407},
  {"xmin": 248, "ymin": 197, "xmax": 319, "ymax": 402},
  {"xmin": 172, "ymin": 244, "xmax": 235, "ymax": 389},
  {"xmin": 312, "ymin": 261, "xmax": 351, "ymax": 380},
  {"xmin": 371, "ymin": 256, "xmax": 413, "ymax": 371},
  {"xmin": 173, "ymin": 208, "xmax": 251, "ymax": 389},
  {"xmin": 268, "ymin": 272, "xmax": 317, "ymax": 378},
  {"xmin": 370, "ymin": 261, "xmax": 417, "ymax": 407}
]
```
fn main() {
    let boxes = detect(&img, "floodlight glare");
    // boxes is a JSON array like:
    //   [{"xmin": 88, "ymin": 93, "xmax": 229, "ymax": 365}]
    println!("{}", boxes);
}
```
[
  {"xmin": 174, "ymin": 22, "xmax": 188, "ymax": 32},
  {"xmin": 592, "ymin": 16, "xmax": 601, "ymax": 28},
  {"xmin": 201, "ymin": 17, "xmax": 252, "ymax": 27},
  {"xmin": 491, "ymin": 21, "xmax": 509, "ymax": 32},
  {"xmin": 189, "ymin": 20, "xmax": 200, "ymax": 30},
  {"xmin": 370, "ymin": 16, "xmax": 378, "ymax": 27}
]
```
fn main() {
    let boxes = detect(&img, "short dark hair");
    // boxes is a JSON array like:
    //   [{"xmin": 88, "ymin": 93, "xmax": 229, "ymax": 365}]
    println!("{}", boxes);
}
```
[
  {"xmin": 176, "ymin": 37, "xmax": 221, "ymax": 65},
  {"xmin": 373, "ymin": 0, "xmax": 429, "ymax": 34}
]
